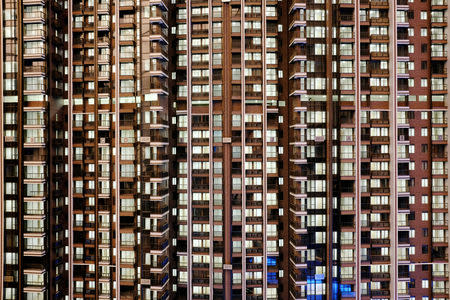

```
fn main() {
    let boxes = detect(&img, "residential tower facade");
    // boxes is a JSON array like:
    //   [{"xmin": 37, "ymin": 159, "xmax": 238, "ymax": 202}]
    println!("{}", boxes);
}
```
[{"xmin": 0, "ymin": 0, "xmax": 448, "ymax": 298}]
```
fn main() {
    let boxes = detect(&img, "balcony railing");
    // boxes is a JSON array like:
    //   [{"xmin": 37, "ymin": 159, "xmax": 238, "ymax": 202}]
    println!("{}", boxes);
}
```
[
  {"xmin": 25, "ymin": 173, "xmax": 45, "ymax": 179},
  {"xmin": 431, "ymin": 34, "xmax": 447, "ymax": 40},
  {"xmin": 25, "ymin": 226, "xmax": 45, "ymax": 233},
  {"xmin": 24, "ymin": 29, "xmax": 46, "ymax": 38}
]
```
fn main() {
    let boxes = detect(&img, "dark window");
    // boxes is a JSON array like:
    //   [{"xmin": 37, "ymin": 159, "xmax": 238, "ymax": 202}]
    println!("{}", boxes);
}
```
[
  {"xmin": 422, "ymin": 245, "xmax": 428, "ymax": 254},
  {"xmin": 421, "ymin": 44, "xmax": 427, "ymax": 53},
  {"xmin": 421, "ymin": 61, "xmax": 428, "ymax": 70}
]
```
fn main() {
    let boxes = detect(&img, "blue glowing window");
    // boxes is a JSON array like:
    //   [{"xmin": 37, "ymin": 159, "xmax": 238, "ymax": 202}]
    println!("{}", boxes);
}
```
[
  {"xmin": 267, "ymin": 272, "xmax": 278, "ymax": 284},
  {"xmin": 340, "ymin": 284, "xmax": 355, "ymax": 297},
  {"xmin": 340, "ymin": 284, "xmax": 351, "ymax": 292},
  {"xmin": 267, "ymin": 257, "xmax": 277, "ymax": 266}
]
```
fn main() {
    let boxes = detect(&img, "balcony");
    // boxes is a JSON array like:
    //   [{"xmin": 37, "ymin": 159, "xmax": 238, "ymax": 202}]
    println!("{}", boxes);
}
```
[
  {"xmin": 24, "ymin": 28, "xmax": 46, "ymax": 40},
  {"xmin": 370, "ymin": 290, "xmax": 390, "ymax": 297},
  {"xmin": 121, "ymin": 256, "xmax": 136, "ymax": 264},
  {"xmin": 149, "ymin": 257, "xmax": 169, "ymax": 269},
  {"xmin": 432, "ymin": 202, "xmax": 448, "ymax": 209},
  {"xmin": 119, "ymin": 0, "xmax": 135, "ymax": 7},
  {"xmin": 98, "ymin": 20, "xmax": 110, "ymax": 29},
  {"xmin": 431, "ymin": 33, "xmax": 447, "ymax": 40},
  {"xmin": 120, "ymin": 34, "xmax": 135, "ymax": 42},
  {"xmin": 150, "ymin": 26, "xmax": 168, "ymax": 38},
  {"xmin": 398, "ymin": 219, "xmax": 410, "ymax": 227},
  {"xmin": 25, "ymin": 189, "xmax": 45, "ymax": 198},
  {"xmin": 149, "ymin": 78, "xmax": 168, "ymax": 93},
  {"xmin": 433, "ymin": 288, "xmax": 449, "ymax": 295},
  {"xmin": 24, "ymin": 46, "xmax": 45, "ymax": 58},
  {"xmin": 24, "ymin": 117, "xmax": 45, "ymax": 126},
  {"xmin": 25, "ymin": 224, "xmax": 45, "ymax": 233},
  {"xmin": 432, "ymin": 134, "xmax": 448, "ymax": 142},
  {"xmin": 432, "ymin": 270, "xmax": 449, "ymax": 277},
  {"xmin": 24, "ymin": 83, "xmax": 46, "ymax": 93},
  {"xmin": 398, "ymin": 288, "xmax": 410, "ymax": 296},
  {"xmin": 433, "ymin": 236, "xmax": 448, "ymax": 243},
  {"xmin": 370, "ymin": 187, "xmax": 390, "ymax": 194}
]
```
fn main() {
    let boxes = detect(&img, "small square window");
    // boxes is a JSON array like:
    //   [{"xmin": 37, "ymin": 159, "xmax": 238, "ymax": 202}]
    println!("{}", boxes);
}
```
[
  {"xmin": 421, "ymin": 44, "xmax": 427, "ymax": 53},
  {"xmin": 420, "ymin": 28, "xmax": 427, "ymax": 36},
  {"xmin": 421, "ymin": 61, "xmax": 427, "ymax": 70},
  {"xmin": 421, "ymin": 79, "xmax": 428, "ymax": 87},
  {"xmin": 421, "ymin": 127, "xmax": 428, "ymax": 136},
  {"xmin": 421, "ymin": 195, "xmax": 428, "ymax": 203}
]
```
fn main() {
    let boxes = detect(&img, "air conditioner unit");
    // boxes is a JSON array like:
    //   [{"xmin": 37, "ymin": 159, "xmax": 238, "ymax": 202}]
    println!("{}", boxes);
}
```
[
  {"xmin": 346, "ymin": 136, "xmax": 352, "ymax": 141},
  {"xmin": 399, "ymin": 135, "xmax": 405, "ymax": 141},
  {"xmin": 4, "ymin": 136, "xmax": 15, "ymax": 142},
  {"xmin": 100, "ymin": 137, "xmax": 106, "ymax": 144}
]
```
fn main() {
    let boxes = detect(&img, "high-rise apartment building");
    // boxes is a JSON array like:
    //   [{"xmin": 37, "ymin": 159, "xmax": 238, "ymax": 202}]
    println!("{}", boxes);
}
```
[
  {"xmin": 0, "ymin": 0, "xmax": 449, "ymax": 298},
  {"xmin": 0, "ymin": 0, "xmax": 66, "ymax": 298}
]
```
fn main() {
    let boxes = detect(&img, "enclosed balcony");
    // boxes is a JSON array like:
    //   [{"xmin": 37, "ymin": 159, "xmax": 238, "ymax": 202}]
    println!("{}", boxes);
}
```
[
  {"xmin": 24, "ymin": 269, "xmax": 47, "ymax": 291},
  {"xmin": 24, "ymin": 26, "xmax": 46, "ymax": 41}
]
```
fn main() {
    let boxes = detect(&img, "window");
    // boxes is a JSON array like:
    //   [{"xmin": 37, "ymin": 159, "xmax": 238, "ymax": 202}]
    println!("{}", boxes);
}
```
[
  {"xmin": 421, "ymin": 28, "xmax": 427, "ymax": 36},
  {"xmin": 5, "ymin": 147, "xmax": 18, "ymax": 159},
  {"xmin": 6, "ymin": 217, "xmax": 16, "ymax": 229},
  {"xmin": 5, "ymin": 252, "xmax": 18, "ymax": 264},
  {"xmin": 232, "ymin": 178, "xmax": 241, "ymax": 190},
  {"xmin": 212, "ymin": 22, "xmax": 222, "ymax": 34},
  {"xmin": 120, "ymin": 80, "xmax": 134, "ymax": 93},
  {"xmin": 212, "ymin": 53, "xmax": 222, "ymax": 65},
  {"xmin": 4, "ymin": 288, "xmax": 16, "ymax": 300},
  {"xmin": 421, "ymin": 44, "xmax": 427, "ymax": 53},
  {"xmin": 6, "ymin": 182, "xmax": 17, "ymax": 195}
]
